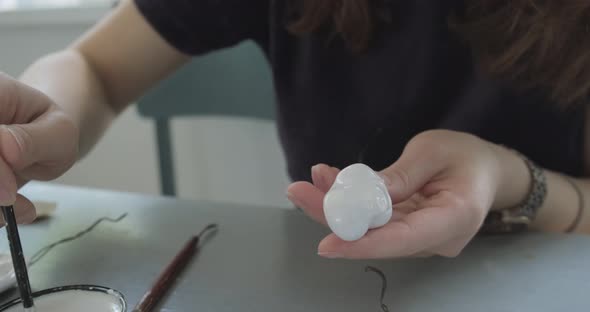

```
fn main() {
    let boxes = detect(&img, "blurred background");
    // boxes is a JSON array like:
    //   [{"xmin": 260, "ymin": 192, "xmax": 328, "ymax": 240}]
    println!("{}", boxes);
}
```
[{"xmin": 0, "ymin": 0, "xmax": 293, "ymax": 208}]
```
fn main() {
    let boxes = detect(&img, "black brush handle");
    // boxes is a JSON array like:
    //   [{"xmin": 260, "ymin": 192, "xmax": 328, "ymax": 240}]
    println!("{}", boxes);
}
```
[{"xmin": 2, "ymin": 206, "xmax": 34, "ymax": 308}]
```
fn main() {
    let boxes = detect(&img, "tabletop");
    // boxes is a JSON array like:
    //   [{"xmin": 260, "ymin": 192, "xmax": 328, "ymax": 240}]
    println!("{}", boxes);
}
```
[{"xmin": 0, "ymin": 182, "xmax": 589, "ymax": 311}]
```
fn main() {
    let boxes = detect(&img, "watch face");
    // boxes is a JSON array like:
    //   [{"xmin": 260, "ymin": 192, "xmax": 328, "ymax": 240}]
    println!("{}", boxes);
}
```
[
  {"xmin": 479, "ymin": 211, "xmax": 529, "ymax": 235},
  {"xmin": 501, "ymin": 210, "xmax": 532, "ymax": 225}
]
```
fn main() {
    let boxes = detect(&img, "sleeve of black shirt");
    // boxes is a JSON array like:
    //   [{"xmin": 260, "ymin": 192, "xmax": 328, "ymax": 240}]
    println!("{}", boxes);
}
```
[{"xmin": 134, "ymin": 0, "xmax": 269, "ymax": 55}]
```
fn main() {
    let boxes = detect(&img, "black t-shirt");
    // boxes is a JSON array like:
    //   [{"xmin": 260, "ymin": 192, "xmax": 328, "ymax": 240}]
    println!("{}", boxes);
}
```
[{"xmin": 134, "ymin": 0, "xmax": 586, "ymax": 182}]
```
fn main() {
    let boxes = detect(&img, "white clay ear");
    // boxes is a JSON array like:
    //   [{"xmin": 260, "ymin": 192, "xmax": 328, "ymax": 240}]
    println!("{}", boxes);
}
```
[
  {"xmin": 324, "ymin": 188, "xmax": 372, "ymax": 241},
  {"xmin": 323, "ymin": 163, "xmax": 392, "ymax": 241},
  {"xmin": 0, "ymin": 254, "xmax": 16, "ymax": 294}
]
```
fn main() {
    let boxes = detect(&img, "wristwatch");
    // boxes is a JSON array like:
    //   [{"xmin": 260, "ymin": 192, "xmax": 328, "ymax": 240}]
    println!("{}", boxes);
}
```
[{"xmin": 479, "ymin": 149, "xmax": 547, "ymax": 234}]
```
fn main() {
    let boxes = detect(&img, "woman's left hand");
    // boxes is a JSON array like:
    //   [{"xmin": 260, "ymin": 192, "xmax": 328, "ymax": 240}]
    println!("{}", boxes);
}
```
[{"xmin": 287, "ymin": 129, "xmax": 521, "ymax": 259}]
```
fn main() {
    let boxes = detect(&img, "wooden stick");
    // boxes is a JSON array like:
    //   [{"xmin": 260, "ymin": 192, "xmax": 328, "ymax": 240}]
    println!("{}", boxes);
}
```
[{"xmin": 132, "ymin": 224, "xmax": 218, "ymax": 312}]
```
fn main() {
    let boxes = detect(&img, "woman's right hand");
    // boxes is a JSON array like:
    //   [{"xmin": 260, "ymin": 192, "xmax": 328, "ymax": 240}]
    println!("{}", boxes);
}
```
[{"xmin": 0, "ymin": 73, "xmax": 79, "ymax": 224}]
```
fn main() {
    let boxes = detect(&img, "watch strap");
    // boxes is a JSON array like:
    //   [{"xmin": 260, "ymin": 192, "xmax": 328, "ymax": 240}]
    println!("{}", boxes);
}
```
[{"xmin": 479, "ymin": 148, "xmax": 547, "ymax": 234}]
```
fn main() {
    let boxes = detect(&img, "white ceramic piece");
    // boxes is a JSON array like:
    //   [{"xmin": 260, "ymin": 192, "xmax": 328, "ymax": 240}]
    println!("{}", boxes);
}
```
[
  {"xmin": 32, "ymin": 201, "xmax": 57, "ymax": 221},
  {"xmin": 323, "ymin": 163, "xmax": 392, "ymax": 241},
  {"xmin": 1, "ymin": 289, "xmax": 124, "ymax": 312},
  {"xmin": 0, "ymin": 254, "xmax": 16, "ymax": 294}
]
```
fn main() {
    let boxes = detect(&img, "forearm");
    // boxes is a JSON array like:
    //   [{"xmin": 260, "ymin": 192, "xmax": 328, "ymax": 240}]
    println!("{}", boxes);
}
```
[
  {"xmin": 491, "ymin": 143, "xmax": 589, "ymax": 234},
  {"xmin": 533, "ymin": 171, "xmax": 588, "ymax": 233},
  {"xmin": 19, "ymin": 50, "xmax": 120, "ymax": 158},
  {"xmin": 20, "ymin": 0, "xmax": 191, "ymax": 157}
]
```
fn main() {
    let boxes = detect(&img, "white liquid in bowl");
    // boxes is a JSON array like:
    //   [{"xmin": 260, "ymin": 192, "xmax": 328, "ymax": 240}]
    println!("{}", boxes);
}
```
[{"xmin": 1, "ymin": 289, "xmax": 124, "ymax": 312}]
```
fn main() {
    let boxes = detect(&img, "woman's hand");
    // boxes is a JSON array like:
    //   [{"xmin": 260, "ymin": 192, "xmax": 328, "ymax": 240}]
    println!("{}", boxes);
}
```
[
  {"xmin": 0, "ymin": 73, "xmax": 79, "ymax": 224},
  {"xmin": 287, "ymin": 129, "xmax": 517, "ymax": 259}
]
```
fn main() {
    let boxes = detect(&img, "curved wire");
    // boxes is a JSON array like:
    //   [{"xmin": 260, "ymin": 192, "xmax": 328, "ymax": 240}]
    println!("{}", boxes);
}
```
[
  {"xmin": 365, "ymin": 266, "xmax": 389, "ymax": 312},
  {"xmin": 197, "ymin": 223, "xmax": 219, "ymax": 247},
  {"xmin": 28, "ymin": 213, "xmax": 128, "ymax": 267},
  {"xmin": 198, "ymin": 223, "xmax": 219, "ymax": 238}
]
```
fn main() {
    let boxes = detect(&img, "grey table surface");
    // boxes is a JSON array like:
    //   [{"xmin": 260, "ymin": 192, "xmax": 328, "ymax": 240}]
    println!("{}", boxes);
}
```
[{"xmin": 0, "ymin": 182, "xmax": 589, "ymax": 311}]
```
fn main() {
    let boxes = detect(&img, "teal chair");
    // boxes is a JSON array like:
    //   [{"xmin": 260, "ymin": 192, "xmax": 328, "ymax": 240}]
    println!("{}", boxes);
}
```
[{"xmin": 137, "ymin": 41, "xmax": 276, "ymax": 196}]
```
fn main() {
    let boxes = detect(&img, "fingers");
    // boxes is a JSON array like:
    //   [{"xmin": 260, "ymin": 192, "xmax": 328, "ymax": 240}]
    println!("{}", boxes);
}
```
[
  {"xmin": 317, "ymin": 191, "xmax": 470, "ymax": 259},
  {"xmin": 0, "ymin": 155, "xmax": 17, "ymax": 205},
  {"xmin": 311, "ymin": 164, "xmax": 339, "ymax": 193},
  {"xmin": 380, "ymin": 135, "xmax": 448, "ymax": 204},
  {"xmin": 15, "ymin": 194, "xmax": 36, "ymax": 224},
  {"xmin": 0, "ymin": 73, "xmax": 49, "ymax": 125},
  {"xmin": 287, "ymin": 164, "xmax": 339, "ymax": 225},
  {"xmin": 288, "ymin": 163, "xmax": 410, "ymax": 228},
  {"xmin": 0, "ymin": 194, "xmax": 37, "ymax": 226},
  {"xmin": 0, "ymin": 111, "xmax": 78, "ymax": 180},
  {"xmin": 287, "ymin": 181, "xmax": 327, "ymax": 225}
]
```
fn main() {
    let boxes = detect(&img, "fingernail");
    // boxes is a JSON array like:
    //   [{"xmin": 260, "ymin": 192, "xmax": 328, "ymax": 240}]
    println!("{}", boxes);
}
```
[
  {"xmin": 312, "ymin": 164, "xmax": 321, "ymax": 173},
  {"xmin": 318, "ymin": 251, "xmax": 342, "ymax": 259},
  {"xmin": 311, "ymin": 165, "xmax": 322, "ymax": 181},
  {"xmin": 286, "ymin": 192, "xmax": 305, "ymax": 209},
  {"xmin": 0, "ymin": 188, "xmax": 15, "ymax": 206}
]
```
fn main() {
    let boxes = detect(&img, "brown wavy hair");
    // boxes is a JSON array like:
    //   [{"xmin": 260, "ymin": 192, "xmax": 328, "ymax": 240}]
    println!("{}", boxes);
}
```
[{"xmin": 288, "ymin": 0, "xmax": 590, "ymax": 107}]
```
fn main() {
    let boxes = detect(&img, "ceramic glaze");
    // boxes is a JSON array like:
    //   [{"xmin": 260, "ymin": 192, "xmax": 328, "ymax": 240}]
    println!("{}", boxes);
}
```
[
  {"xmin": 323, "ymin": 163, "xmax": 392, "ymax": 241},
  {"xmin": 0, "ymin": 254, "xmax": 16, "ymax": 294},
  {"xmin": 1, "ymin": 289, "xmax": 124, "ymax": 312}
]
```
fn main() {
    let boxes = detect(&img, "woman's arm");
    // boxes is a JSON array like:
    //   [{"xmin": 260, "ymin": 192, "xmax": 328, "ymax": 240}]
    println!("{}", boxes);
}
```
[
  {"xmin": 0, "ymin": 0, "xmax": 195, "ymax": 221},
  {"xmin": 492, "ymin": 144, "xmax": 588, "ymax": 233},
  {"xmin": 287, "ymin": 127, "xmax": 590, "ymax": 260},
  {"xmin": 19, "ymin": 0, "xmax": 190, "ymax": 157},
  {"xmin": 492, "ymin": 107, "xmax": 590, "ymax": 234}
]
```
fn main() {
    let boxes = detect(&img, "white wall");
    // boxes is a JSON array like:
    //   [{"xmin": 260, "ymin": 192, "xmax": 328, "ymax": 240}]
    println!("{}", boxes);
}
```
[{"xmin": 0, "ymin": 6, "xmax": 292, "ymax": 208}]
